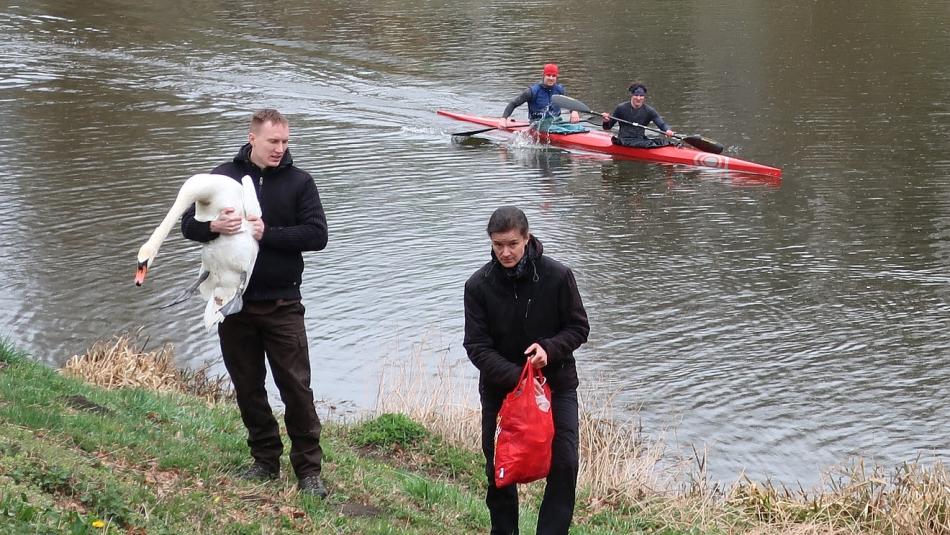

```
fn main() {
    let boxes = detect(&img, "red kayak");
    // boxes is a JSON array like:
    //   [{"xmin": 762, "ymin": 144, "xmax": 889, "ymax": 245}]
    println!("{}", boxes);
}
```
[{"xmin": 437, "ymin": 110, "xmax": 782, "ymax": 179}]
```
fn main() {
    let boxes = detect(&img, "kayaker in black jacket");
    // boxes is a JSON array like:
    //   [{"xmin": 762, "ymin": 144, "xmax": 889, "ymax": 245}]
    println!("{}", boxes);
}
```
[
  {"xmin": 464, "ymin": 205, "xmax": 590, "ymax": 535},
  {"xmin": 180, "ymin": 108, "xmax": 330, "ymax": 498},
  {"xmin": 602, "ymin": 81, "xmax": 676, "ymax": 148}
]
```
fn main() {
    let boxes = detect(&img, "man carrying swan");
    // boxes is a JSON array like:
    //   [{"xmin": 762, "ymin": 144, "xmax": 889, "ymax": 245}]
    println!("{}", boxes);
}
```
[{"xmin": 181, "ymin": 108, "xmax": 330, "ymax": 498}]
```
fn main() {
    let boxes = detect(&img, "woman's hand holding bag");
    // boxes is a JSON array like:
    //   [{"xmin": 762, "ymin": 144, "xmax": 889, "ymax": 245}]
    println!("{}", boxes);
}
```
[{"xmin": 494, "ymin": 362, "xmax": 554, "ymax": 487}]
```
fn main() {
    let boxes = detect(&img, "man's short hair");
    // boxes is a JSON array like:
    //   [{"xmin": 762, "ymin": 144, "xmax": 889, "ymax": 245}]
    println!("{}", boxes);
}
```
[
  {"xmin": 487, "ymin": 206, "xmax": 529, "ymax": 236},
  {"xmin": 250, "ymin": 108, "xmax": 288, "ymax": 132}
]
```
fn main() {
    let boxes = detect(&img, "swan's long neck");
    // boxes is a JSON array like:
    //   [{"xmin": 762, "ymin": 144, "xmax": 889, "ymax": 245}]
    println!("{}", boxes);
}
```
[{"xmin": 138, "ymin": 192, "xmax": 198, "ymax": 264}]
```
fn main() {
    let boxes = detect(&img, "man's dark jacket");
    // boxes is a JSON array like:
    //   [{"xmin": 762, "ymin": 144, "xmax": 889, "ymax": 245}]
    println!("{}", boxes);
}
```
[
  {"xmin": 180, "ymin": 144, "xmax": 328, "ymax": 301},
  {"xmin": 463, "ymin": 236, "xmax": 589, "ymax": 396}
]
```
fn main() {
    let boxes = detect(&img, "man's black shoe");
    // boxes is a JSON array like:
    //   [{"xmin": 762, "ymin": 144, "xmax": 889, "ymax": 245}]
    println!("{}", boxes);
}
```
[
  {"xmin": 298, "ymin": 474, "xmax": 328, "ymax": 498},
  {"xmin": 237, "ymin": 463, "xmax": 279, "ymax": 482}
]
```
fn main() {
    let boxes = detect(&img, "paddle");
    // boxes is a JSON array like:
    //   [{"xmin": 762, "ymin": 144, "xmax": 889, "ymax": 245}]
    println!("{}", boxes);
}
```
[
  {"xmin": 450, "ymin": 122, "xmax": 534, "ymax": 137},
  {"xmin": 551, "ymin": 95, "xmax": 724, "ymax": 154}
]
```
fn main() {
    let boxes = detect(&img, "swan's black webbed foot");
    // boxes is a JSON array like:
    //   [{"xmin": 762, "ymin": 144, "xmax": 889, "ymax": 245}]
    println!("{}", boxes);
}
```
[
  {"xmin": 161, "ymin": 270, "xmax": 210, "ymax": 309},
  {"xmin": 219, "ymin": 295, "xmax": 244, "ymax": 316}
]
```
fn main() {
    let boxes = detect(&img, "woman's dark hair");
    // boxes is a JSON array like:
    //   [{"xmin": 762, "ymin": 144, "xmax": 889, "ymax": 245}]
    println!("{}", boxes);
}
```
[{"xmin": 486, "ymin": 206, "xmax": 529, "ymax": 236}]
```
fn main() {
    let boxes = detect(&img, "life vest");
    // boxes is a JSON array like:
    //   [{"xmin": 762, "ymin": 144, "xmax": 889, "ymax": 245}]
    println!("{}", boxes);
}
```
[{"xmin": 527, "ymin": 83, "xmax": 565, "ymax": 121}]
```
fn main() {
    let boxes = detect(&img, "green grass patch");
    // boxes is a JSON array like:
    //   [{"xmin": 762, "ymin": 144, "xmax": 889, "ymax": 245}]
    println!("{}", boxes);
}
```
[
  {"xmin": 0, "ymin": 346, "xmax": 517, "ymax": 533},
  {"xmin": 0, "ymin": 339, "xmax": 745, "ymax": 533},
  {"xmin": 10, "ymin": 336, "xmax": 941, "ymax": 534},
  {"xmin": 350, "ymin": 413, "xmax": 428, "ymax": 448}
]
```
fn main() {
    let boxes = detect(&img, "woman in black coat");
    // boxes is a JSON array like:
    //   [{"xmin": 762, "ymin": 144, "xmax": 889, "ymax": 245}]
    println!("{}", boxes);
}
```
[{"xmin": 464, "ymin": 206, "xmax": 590, "ymax": 535}]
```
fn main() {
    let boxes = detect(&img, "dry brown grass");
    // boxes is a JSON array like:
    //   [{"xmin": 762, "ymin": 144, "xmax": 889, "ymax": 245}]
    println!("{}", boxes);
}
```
[
  {"xmin": 375, "ymin": 339, "xmax": 678, "ymax": 505},
  {"xmin": 724, "ymin": 459, "xmax": 950, "ymax": 534},
  {"xmin": 577, "ymin": 385, "xmax": 680, "ymax": 505},
  {"xmin": 375, "ymin": 340, "xmax": 950, "ymax": 534},
  {"xmin": 375, "ymin": 336, "xmax": 481, "ymax": 450},
  {"xmin": 61, "ymin": 329, "xmax": 231, "ymax": 403},
  {"xmin": 60, "ymin": 331, "xmax": 949, "ymax": 534}
]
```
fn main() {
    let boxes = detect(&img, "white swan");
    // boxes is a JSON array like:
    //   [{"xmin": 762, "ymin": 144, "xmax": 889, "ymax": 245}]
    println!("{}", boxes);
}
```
[{"xmin": 135, "ymin": 173, "xmax": 262, "ymax": 331}]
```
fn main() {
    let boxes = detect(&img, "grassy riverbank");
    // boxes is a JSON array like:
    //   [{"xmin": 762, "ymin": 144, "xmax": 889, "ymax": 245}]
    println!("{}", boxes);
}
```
[{"xmin": 1, "ymin": 336, "xmax": 947, "ymax": 534}]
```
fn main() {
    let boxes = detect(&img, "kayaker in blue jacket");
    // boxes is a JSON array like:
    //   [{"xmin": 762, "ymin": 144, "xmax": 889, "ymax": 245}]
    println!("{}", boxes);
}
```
[
  {"xmin": 602, "ymin": 82, "xmax": 676, "ymax": 148},
  {"xmin": 502, "ymin": 63, "xmax": 581, "ymax": 125}
]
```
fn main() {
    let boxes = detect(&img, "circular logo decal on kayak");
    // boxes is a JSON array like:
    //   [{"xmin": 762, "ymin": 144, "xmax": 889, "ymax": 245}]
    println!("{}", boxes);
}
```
[{"xmin": 693, "ymin": 153, "xmax": 727, "ymax": 169}]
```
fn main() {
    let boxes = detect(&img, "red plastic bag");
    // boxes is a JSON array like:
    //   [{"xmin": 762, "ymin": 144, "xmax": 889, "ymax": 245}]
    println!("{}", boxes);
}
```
[{"xmin": 494, "ymin": 362, "xmax": 554, "ymax": 488}]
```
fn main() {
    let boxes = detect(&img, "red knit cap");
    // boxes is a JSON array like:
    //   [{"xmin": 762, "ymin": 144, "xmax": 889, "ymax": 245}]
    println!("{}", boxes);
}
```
[{"xmin": 542, "ymin": 63, "xmax": 559, "ymax": 76}]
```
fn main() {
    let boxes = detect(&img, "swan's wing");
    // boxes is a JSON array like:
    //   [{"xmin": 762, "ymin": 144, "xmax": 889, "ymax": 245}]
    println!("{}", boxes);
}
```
[
  {"xmin": 241, "ymin": 175, "xmax": 262, "ymax": 218},
  {"xmin": 191, "ymin": 174, "xmax": 246, "ymax": 221},
  {"xmin": 197, "ymin": 230, "xmax": 257, "ymax": 330}
]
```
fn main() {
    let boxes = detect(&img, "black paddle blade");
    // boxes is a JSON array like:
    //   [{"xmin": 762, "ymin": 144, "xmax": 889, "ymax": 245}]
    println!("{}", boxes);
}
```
[
  {"xmin": 682, "ymin": 135, "xmax": 724, "ymax": 154},
  {"xmin": 551, "ymin": 95, "xmax": 591, "ymax": 114},
  {"xmin": 449, "ymin": 126, "xmax": 501, "ymax": 137}
]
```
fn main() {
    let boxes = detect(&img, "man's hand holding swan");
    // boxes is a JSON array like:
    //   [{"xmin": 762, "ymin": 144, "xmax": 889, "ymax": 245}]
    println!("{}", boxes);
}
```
[{"xmin": 211, "ymin": 207, "xmax": 264, "ymax": 240}]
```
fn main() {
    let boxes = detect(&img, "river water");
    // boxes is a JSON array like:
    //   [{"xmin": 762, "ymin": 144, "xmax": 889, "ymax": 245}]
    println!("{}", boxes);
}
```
[{"xmin": 1, "ymin": 1, "xmax": 948, "ymax": 484}]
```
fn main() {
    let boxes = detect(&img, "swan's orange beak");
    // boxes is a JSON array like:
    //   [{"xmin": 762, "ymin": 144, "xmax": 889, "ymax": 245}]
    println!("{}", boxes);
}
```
[{"xmin": 135, "ymin": 260, "xmax": 148, "ymax": 286}]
